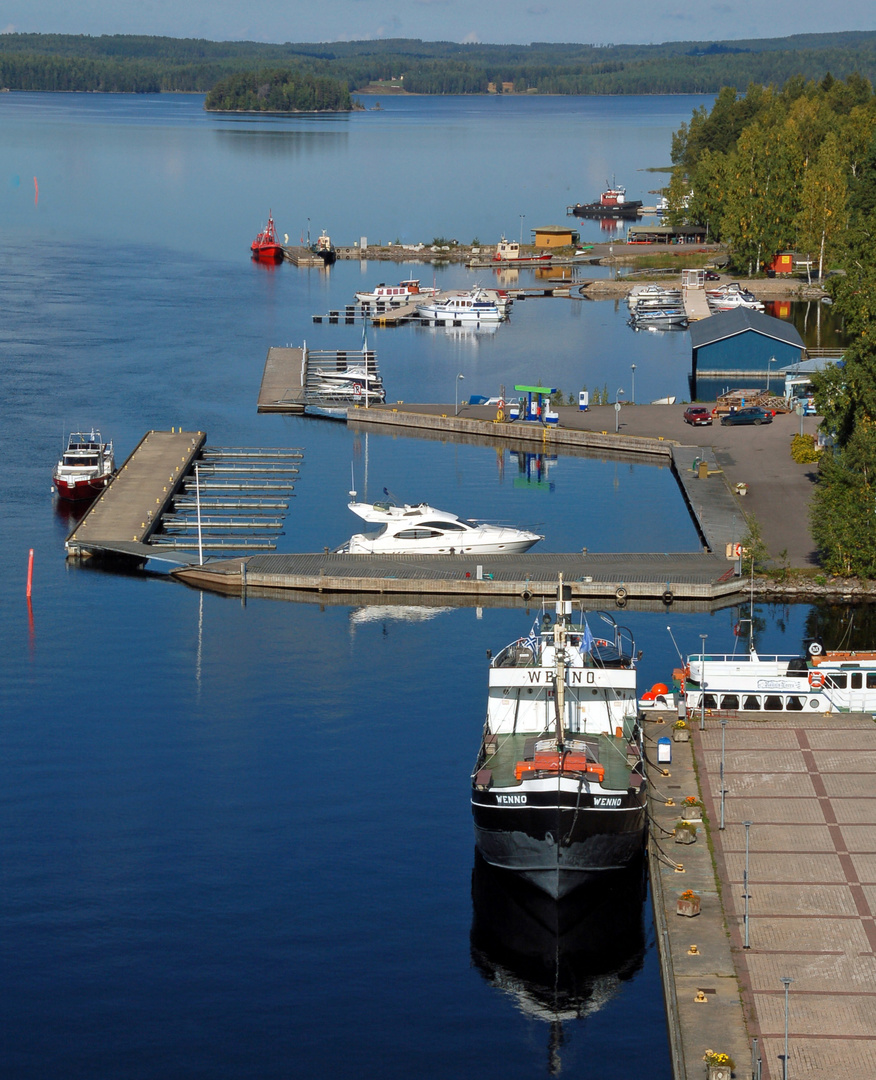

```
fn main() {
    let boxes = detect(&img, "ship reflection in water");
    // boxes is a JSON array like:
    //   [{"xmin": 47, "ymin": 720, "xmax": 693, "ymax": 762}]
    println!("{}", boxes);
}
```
[{"xmin": 470, "ymin": 851, "xmax": 647, "ymax": 1075}]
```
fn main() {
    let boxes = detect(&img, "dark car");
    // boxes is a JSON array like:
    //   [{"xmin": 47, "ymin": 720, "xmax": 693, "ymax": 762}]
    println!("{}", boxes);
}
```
[
  {"xmin": 720, "ymin": 407, "xmax": 773, "ymax": 427},
  {"xmin": 704, "ymin": 271, "xmax": 721, "ymax": 281},
  {"xmin": 684, "ymin": 406, "xmax": 713, "ymax": 426}
]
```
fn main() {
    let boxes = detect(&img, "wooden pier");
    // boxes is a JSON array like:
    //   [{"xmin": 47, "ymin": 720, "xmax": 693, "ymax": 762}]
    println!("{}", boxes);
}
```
[
  {"xmin": 257, "ymin": 347, "xmax": 306, "ymax": 413},
  {"xmin": 66, "ymin": 430, "xmax": 205, "ymax": 558}
]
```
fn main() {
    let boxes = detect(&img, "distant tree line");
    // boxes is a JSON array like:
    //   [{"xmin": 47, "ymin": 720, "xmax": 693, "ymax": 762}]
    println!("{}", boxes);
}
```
[
  {"xmin": 204, "ymin": 69, "xmax": 351, "ymax": 112},
  {"xmin": 2, "ymin": 32, "xmax": 876, "ymax": 95}
]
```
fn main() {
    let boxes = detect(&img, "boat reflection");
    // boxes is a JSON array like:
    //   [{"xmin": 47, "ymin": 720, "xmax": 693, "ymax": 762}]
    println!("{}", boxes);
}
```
[{"xmin": 470, "ymin": 850, "xmax": 646, "ymax": 1074}]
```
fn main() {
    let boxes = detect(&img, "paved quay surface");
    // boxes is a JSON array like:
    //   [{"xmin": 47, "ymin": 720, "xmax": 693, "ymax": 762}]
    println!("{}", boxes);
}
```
[
  {"xmin": 645, "ymin": 712, "xmax": 750, "ymax": 1080},
  {"xmin": 352, "ymin": 402, "xmax": 821, "ymax": 568},
  {"xmin": 694, "ymin": 714, "xmax": 876, "ymax": 1080}
]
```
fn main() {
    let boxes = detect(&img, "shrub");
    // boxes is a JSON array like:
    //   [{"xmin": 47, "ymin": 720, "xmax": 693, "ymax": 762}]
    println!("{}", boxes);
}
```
[{"xmin": 791, "ymin": 433, "xmax": 822, "ymax": 464}]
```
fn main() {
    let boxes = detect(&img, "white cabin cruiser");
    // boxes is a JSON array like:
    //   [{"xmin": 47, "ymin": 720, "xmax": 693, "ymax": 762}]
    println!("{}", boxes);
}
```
[
  {"xmin": 52, "ymin": 430, "xmax": 115, "ymax": 502},
  {"xmin": 335, "ymin": 496, "xmax": 542, "ymax": 555},
  {"xmin": 417, "ymin": 290, "xmax": 503, "ymax": 324},
  {"xmin": 355, "ymin": 279, "xmax": 439, "ymax": 306}
]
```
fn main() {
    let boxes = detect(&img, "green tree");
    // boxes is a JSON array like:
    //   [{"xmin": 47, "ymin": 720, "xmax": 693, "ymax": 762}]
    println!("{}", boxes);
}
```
[{"xmin": 794, "ymin": 131, "xmax": 849, "ymax": 280}]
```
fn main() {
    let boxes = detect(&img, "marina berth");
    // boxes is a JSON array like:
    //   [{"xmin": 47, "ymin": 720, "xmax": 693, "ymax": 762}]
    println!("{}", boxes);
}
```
[{"xmin": 471, "ymin": 579, "xmax": 647, "ymax": 899}]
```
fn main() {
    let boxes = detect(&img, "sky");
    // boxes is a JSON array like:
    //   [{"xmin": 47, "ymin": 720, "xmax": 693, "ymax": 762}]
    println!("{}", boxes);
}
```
[{"xmin": 2, "ymin": 0, "xmax": 874, "ymax": 46}]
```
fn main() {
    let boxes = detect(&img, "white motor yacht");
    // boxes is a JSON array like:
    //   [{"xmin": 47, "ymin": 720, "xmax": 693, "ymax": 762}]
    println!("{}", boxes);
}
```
[{"xmin": 335, "ymin": 496, "xmax": 542, "ymax": 555}]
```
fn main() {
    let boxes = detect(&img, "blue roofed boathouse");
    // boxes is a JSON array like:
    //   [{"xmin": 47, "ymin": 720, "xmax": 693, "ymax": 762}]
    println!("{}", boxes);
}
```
[{"xmin": 690, "ymin": 309, "xmax": 804, "ymax": 398}]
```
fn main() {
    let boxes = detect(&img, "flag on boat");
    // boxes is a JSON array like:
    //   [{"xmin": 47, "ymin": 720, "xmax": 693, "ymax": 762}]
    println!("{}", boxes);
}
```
[
  {"xmin": 525, "ymin": 619, "xmax": 539, "ymax": 653},
  {"xmin": 581, "ymin": 621, "xmax": 594, "ymax": 654}
]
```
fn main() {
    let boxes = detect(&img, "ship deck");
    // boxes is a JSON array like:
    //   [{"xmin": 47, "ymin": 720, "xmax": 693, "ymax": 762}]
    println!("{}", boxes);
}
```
[{"xmin": 478, "ymin": 728, "xmax": 636, "ymax": 791}]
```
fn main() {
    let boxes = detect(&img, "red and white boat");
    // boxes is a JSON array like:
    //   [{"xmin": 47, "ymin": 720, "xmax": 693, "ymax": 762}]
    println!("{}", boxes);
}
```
[
  {"xmin": 355, "ymin": 279, "xmax": 439, "ymax": 306},
  {"xmin": 251, "ymin": 212, "xmax": 284, "ymax": 262},
  {"xmin": 492, "ymin": 237, "xmax": 552, "ymax": 263},
  {"xmin": 52, "ymin": 430, "xmax": 115, "ymax": 502}
]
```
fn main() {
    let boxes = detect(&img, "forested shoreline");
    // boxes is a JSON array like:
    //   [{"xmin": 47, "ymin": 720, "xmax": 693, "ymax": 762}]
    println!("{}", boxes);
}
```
[
  {"xmin": 667, "ymin": 75, "xmax": 876, "ymax": 577},
  {"xmin": 1, "ymin": 31, "xmax": 876, "ymax": 95}
]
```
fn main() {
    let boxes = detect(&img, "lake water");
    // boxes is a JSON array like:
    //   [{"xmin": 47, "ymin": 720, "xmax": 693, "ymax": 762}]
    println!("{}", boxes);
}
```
[{"xmin": 0, "ymin": 91, "xmax": 847, "ymax": 1079}]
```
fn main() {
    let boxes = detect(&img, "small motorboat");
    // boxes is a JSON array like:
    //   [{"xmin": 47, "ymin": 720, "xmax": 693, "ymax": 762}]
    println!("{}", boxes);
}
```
[
  {"xmin": 417, "ymin": 290, "xmax": 503, "ymax": 324},
  {"xmin": 491, "ymin": 237, "xmax": 553, "ymax": 263},
  {"xmin": 355, "ymin": 279, "xmax": 439, "ymax": 306},
  {"xmin": 52, "ymin": 430, "xmax": 115, "ymax": 502},
  {"xmin": 251, "ymin": 212, "xmax": 284, "ymax": 262},
  {"xmin": 335, "ymin": 494, "xmax": 542, "ymax": 555}
]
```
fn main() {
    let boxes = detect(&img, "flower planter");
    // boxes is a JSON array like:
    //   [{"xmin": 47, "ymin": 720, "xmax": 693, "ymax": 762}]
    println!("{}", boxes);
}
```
[
  {"xmin": 675, "ymin": 825, "xmax": 697, "ymax": 844},
  {"xmin": 676, "ymin": 895, "xmax": 701, "ymax": 917},
  {"xmin": 672, "ymin": 728, "xmax": 690, "ymax": 743},
  {"xmin": 707, "ymin": 1064, "xmax": 732, "ymax": 1080},
  {"xmin": 681, "ymin": 806, "xmax": 701, "ymax": 820}
]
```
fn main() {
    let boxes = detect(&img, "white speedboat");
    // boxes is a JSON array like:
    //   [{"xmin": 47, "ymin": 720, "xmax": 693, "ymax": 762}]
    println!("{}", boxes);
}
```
[
  {"xmin": 471, "ymin": 579, "xmax": 647, "ymax": 898},
  {"xmin": 708, "ymin": 291, "xmax": 764, "ymax": 312},
  {"xmin": 417, "ymin": 290, "xmax": 503, "ymax": 324},
  {"xmin": 335, "ymin": 496, "xmax": 542, "ymax": 554},
  {"xmin": 627, "ymin": 284, "xmax": 681, "ymax": 309},
  {"xmin": 629, "ymin": 308, "xmax": 688, "ymax": 328},
  {"xmin": 310, "ymin": 367, "xmax": 386, "ymax": 403},
  {"xmin": 52, "ymin": 429, "xmax": 115, "ymax": 502},
  {"xmin": 681, "ymin": 638, "xmax": 876, "ymax": 714}
]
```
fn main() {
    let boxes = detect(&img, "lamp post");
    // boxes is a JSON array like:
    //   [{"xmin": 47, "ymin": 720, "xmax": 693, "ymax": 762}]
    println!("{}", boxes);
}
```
[
  {"xmin": 455, "ymin": 373, "xmax": 465, "ymax": 416},
  {"xmin": 699, "ymin": 633, "xmax": 707, "ymax": 730},
  {"xmin": 720, "ymin": 718, "xmax": 728, "ymax": 829},
  {"xmin": 780, "ymin": 976, "xmax": 793, "ymax": 1080},
  {"xmin": 519, "ymin": 214, "xmax": 525, "ymax": 244},
  {"xmin": 631, "ymin": 364, "xmax": 636, "ymax": 404},
  {"xmin": 743, "ymin": 820, "xmax": 752, "ymax": 948},
  {"xmin": 614, "ymin": 388, "xmax": 624, "ymax": 433},
  {"xmin": 767, "ymin": 355, "xmax": 776, "ymax": 394}
]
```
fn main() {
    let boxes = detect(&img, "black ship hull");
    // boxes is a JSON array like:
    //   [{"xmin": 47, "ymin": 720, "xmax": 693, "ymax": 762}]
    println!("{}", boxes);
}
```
[
  {"xmin": 571, "ymin": 202, "xmax": 642, "ymax": 219},
  {"xmin": 471, "ymin": 789, "xmax": 647, "ymax": 899}
]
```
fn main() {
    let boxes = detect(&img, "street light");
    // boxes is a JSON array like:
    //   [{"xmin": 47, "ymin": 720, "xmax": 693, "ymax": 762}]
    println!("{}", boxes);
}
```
[
  {"xmin": 631, "ymin": 364, "xmax": 636, "ymax": 404},
  {"xmin": 699, "ymin": 634, "xmax": 707, "ymax": 730},
  {"xmin": 455, "ymin": 373, "xmax": 465, "ymax": 416},
  {"xmin": 767, "ymin": 355, "xmax": 776, "ymax": 394},
  {"xmin": 519, "ymin": 214, "xmax": 525, "ymax": 244},
  {"xmin": 743, "ymin": 820, "xmax": 752, "ymax": 949},
  {"xmin": 614, "ymin": 388, "xmax": 625, "ymax": 433},
  {"xmin": 780, "ymin": 976, "xmax": 793, "ymax": 1080}
]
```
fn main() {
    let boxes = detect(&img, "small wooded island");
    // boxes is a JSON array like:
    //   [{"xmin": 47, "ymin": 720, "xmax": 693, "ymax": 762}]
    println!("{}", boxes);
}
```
[{"xmin": 204, "ymin": 68, "xmax": 353, "ymax": 112}]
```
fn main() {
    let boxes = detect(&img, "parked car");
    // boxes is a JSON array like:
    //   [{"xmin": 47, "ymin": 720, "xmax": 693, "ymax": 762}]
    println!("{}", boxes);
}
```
[
  {"xmin": 684, "ymin": 406, "xmax": 713, "ymax": 426},
  {"xmin": 704, "ymin": 271, "xmax": 720, "ymax": 281},
  {"xmin": 720, "ymin": 407, "xmax": 773, "ymax": 427}
]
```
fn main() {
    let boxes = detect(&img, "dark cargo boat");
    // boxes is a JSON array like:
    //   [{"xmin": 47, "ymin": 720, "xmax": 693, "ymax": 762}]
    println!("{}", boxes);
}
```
[
  {"xmin": 570, "ymin": 183, "xmax": 642, "ymax": 219},
  {"xmin": 470, "ymin": 578, "xmax": 647, "ymax": 899}
]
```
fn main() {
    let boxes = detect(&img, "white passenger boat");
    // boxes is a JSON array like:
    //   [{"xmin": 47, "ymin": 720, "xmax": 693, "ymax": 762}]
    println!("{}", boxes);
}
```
[
  {"xmin": 682, "ymin": 639, "xmax": 876, "ymax": 714},
  {"xmin": 471, "ymin": 579, "xmax": 647, "ymax": 898},
  {"xmin": 335, "ymin": 494, "xmax": 542, "ymax": 554}
]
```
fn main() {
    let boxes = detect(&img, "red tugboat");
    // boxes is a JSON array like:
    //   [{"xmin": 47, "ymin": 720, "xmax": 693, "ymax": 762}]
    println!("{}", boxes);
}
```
[
  {"xmin": 250, "ymin": 212, "xmax": 284, "ymax": 262},
  {"xmin": 52, "ymin": 430, "xmax": 115, "ymax": 502}
]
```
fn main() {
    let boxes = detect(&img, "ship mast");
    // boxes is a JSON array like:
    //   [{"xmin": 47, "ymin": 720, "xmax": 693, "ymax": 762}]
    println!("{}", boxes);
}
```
[{"xmin": 553, "ymin": 575, "xmax": 572, "ymax": 751}]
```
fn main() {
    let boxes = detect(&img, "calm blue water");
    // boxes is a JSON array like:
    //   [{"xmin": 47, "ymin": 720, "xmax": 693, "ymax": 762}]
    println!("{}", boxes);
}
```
[{"xmin": 0, "ymin": 92, "xmax": 836, "ymax": 1079}]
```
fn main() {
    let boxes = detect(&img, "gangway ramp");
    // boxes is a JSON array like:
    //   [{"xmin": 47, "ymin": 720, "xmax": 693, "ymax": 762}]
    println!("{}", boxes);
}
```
[{"xmin": 66, "ymin": 429, "xmax": 206, "ymax": 557}]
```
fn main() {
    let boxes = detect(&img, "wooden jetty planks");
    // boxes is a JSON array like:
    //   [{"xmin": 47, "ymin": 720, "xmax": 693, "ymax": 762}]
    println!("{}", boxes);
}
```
[
  {"xmin": 257, "ymin": 347, "xmax": 305, "ymax": 412},
  {"xmin": 66, "ymin": 430, "xmax": 205, "ymax": 555}
]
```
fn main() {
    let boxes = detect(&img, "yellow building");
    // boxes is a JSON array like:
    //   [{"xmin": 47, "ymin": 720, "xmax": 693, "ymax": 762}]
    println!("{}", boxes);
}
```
[{"xmin": 532, "ymin": 225, "xmax": 579, "ymax": 249}]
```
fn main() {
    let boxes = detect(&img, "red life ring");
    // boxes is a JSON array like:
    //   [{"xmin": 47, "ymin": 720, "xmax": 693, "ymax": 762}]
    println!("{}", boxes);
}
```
[{"xmin": 808, "ymin": 670, "xmax": 825, "ymax": 689}]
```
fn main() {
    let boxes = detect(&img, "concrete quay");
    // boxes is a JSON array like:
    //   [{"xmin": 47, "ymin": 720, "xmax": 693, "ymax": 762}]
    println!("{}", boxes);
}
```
[
  {"xmin": 647, "ymin": 711, "xmax": 876, "ymax": 1080},
  {"xmin": 350, "ymin": 401, "xmax": 821, "ymax": 568}
]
